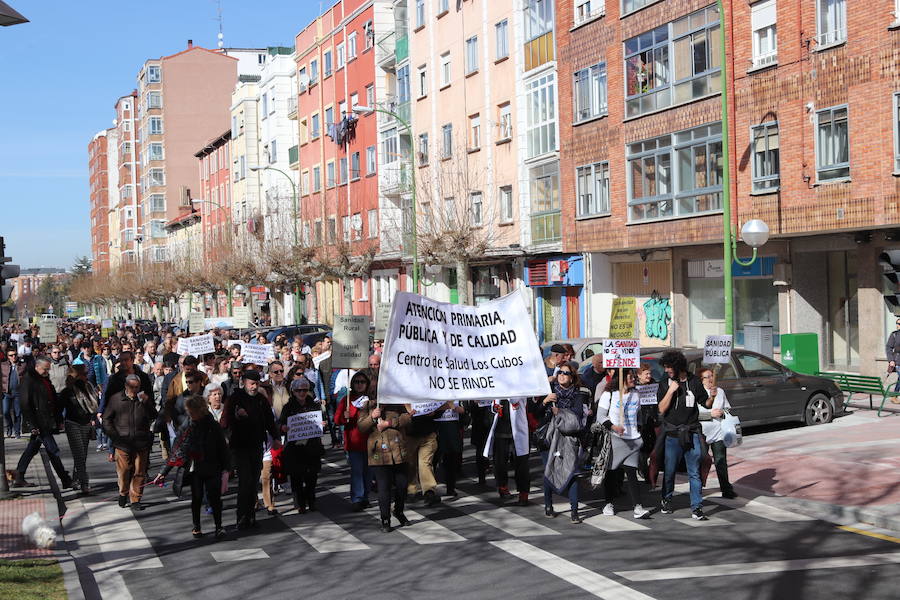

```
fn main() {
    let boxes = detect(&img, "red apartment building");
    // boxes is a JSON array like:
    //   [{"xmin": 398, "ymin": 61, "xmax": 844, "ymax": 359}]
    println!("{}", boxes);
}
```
[
  {"xmin": 194, "ymin": 129, "xmax": 233, "ymax": 266},
  {"xmin": 88, "ymin": 130, "xmax": 112, "ymax": 276},
  {"xmin": 294, "ymin": 0, "xmax": 381, "ymax": 320}
]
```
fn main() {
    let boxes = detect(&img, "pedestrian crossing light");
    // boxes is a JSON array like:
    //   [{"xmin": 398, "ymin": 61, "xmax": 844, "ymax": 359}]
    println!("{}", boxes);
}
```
[{"xmin": 879, "ymin": 250, "xmax": 900, "ymax": 313}]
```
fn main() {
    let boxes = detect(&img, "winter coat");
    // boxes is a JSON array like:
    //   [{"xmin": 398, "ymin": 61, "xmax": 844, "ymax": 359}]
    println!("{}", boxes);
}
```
[
  {"xmin": 19, "ymin": 368, "xmax": 62, "ymax": 433},
  {"xmin": 334, "ymin": 393, "xmax": 370, "ymax": 452},
  {"xmin": 358, "ymin": 403, "xmax": 411, "ymax": 466},
  {"xmin": 59, "ymin": 380, "xmax": 99, "ymax": 426},
  {"xmin": 222, "ymin": 389, "xmax": 280, "ymax": 453},
  {"xmin": 0, "ymin": 359, "xmax": 23, "ymax": 397},
  {"xmin": 102, "ymin": 389, "xmax": 158, "ymax": 453},
  {"xmin": 162, "ymin": 413, "xmax": 231, "ymax": 479},
  {"xmin": 544, "ymin": 407, "xmax": 585, "ymax": 493},
  {"xmin": 48, "ymin": 357, "xmax": 69, "ymax": 393},
  {"xmin": 279, "ymin": 396, "xmax": 324, "ymax": 474}
]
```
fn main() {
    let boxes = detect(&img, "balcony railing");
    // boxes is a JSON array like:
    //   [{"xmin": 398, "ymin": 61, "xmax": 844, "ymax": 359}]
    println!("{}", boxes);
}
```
[
  {"xmin": 380, "ymin": 161, "xmax": 411, "ymax": 196},
  {"xmin": 287, "ymin": 96, "xmax": 298, "ymax": 120},
  {"xmin": 376, "ymin": 31, "xmax": 396, "ymax": 70},
  {"xmin": 395, "ymin": 35, "xmax": 409, "ymax": 62}
]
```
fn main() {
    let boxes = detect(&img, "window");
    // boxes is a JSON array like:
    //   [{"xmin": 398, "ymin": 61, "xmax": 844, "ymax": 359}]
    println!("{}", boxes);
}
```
[
  {"xmin": 239, "ymin": 156, "xmax": 246, "ymax": 179},
  {"xmin": 301, "ymin": 170, "xmax": 310, "ymax": 195},
  {"xmin": 261, "ymin": 93, "xmax": 269, "ymax": 117},
  {"xmin": 524, "ymin": 0, "xmax": 554, "ymax": 41},
  {"xmin": 232, "ymin": 115, "xmax": 239, "ymax": 138},
  {"xmin": 383, "ymin": 128, "xmax": 399, "ymax": 163},
  {"xmin": 147, "ymin": 194, "xmax": 165, "ymax": 213},
  {"xmin": 470, "ymin": 192, "xmax": 483, "ymax": 226},
  {"xmin": 416, "ymin": 0, "xmax": 425, "ymax": 28},
  {"xmin": 148, "ymin": 117, "xmax": 163, "ymax": 135},
  {"xmin": 350, "ymin": 93, "xmax": 359, "ymax": 109},
  {"xmin": 418, "ymin": 133, "xmax": 429, "ymax": 164},
  {"xmin": 350, "ymin": 152, "xmax": 359, "ymax": 180},
  {"xmin": 120, "ymin": 185, "xmax": 133, "ymax": 200},
  {"xmin": 342, "ymin": 215, "xmax": 351, "ymax": 242},
  {"xmin": 310, "ymin": 59, "xmax": 319, "ymax": 83},
  {"xmin": 312, "ymin": 165, "xmax": 321, "ymax": 192},
  {"xmin": 529, "ymin": 162, "xmax": 561, "ymax": 243},
  {"xmin": 366, "ymin": 85, "xmax": 375, "ymax": 107},
  {"xmin": 300, "ymin": 118, "xmax": 309, "ymax": 144},
  {"xmin": 325, "ymin": 107, "xmax": 334, "ymax": 130},
  {"xmin": 337, "ymin": 157, "xmax": 347, "ymax": 184},
  {"xmin": 364, "ymin": 20, "xmax": 374, "ymax": 50},
  {"xmin": 751, "ymin": 122, "xmax": 780, "ymax": 192},
  {"xmin": 324, "ymin": 50, "xmax": 333, "ymax": 76},
  {"xmin": 269, "ymin": 140, "xmax": 277, "ymax": 163},
  {"xmin": 368, "ymin": 209, "xmax": 378, "ymax": 238},
  {"xmin": 150, "ymin": 219, "xmax": 167, "ymax": 239},
  {"xmin": 816, "ymin": 105, "xmax": 849, "ymax": 181},
  {"xmin": 326, "ymin": 161, "xmax": 336, "ymax": 187},
  {"xmin": 623, "ymin": 0, "xmax": 656, "ymax": 15},
  {"xmin": 751, "ymin": 0, "xmax": 777, "ymax": 67},
  {"xmin": 817, "ymin": 0, "xmax": 846, "ymax": 47},
  {"xmin": 495, "ymin": 20, "xmax": 509, "ymax": 60},
  {"xmin": 148, "ymin": 168, "xmax": 165, "ymax": 187},
  {"xmin": 347, "ymin": 32, "xmax": 358, "ymax": 59},
  {"xmin": 466, "ymin": 36, "xmax": 479, "ymax": 75},
  {"xmin": 147, "ymin": 91, "xmax": 161, "ymax": 109},
  {"xmin": 311, "ymin": 113, "xmax": 320, "ymax": 139},
  {"xmin": 367, "ymin": 146, "xmax": 377, "ymax": 174},
  {"xmin": 314, "ymin": 220, "xmax": 323, "ymax": 244},
  {"xmin": 327, "ymin": 217, "xmax": 336, "ymax": 243},
  {"xmin": 303, "ymin": 222, "xmax": 311, "ymax": 246},
  {"xmin": 442, "ymin": 124, "xmax": 453, "ymax": 158},
  {"xmin": 736, "ymin": 352, "xmax": 783, "ymax": 377},
  {"xmin": 398, "ymin": 64, "xmax": 411, "ymax": 103},
  {"xmin": 576, "ymin": 161, "xmax": 610, "ymax": 216},
  {"xmin": 148, "ymin": 142, "xmax": 164, "ymax": 161},
  {"xmin": 147, "ymin": 65, "xmax": 161, "ymax": 83},
  {"xmin": 417, "ymin": 66, "xmax": 428, "ymax": 98},
  {"xmin": 440, "ymin": 52, "xmax": 451, "ymax": 87},
  {"xmin": 525, "ymin": 72, "xmax": 557, "ymax": 158},
  {"xmin": 498, "ymin": 104, "xmax": 512, "ymax": 140},
  {"xmin": 469, "ymin": 114, "xmax": 481, "ymax": 149},
  {"xmin": 500, "ymin": 185, "xmax": 514, "ymax": 222},
  {"xmin": 438, "ymin": 0, "xmax": 449, "ymax": 13},
  {"xmin": 150, "ymin": 246, "xmax": 168, "ymax": 263},
  {"xmin": 627, "ymin": 122, "xmax": 723, "ymax": 222},
  {"xmin": 575, "ymin": 0, "xmax": 604, "ymax": 24},
  {"xmin": 337, "ymin": 43, "xmax": 346, "ymax": 68},
  {"xmin": 624, "ymin": 6, "xmax": 721, "ymax": 118},
  {"xmin": 573, "ymin": 63, "xmax": 607, "ymax": 122}
]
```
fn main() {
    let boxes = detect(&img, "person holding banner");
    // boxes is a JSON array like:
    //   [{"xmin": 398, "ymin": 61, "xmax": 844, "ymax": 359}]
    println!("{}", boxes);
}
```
[
  {"xmin": 357, "ymin": 400, "xmax": 412, "ymax": 532},
  {"xmin": 404, "ymin": 403, "xmax": 442, "ymax": 507},
  {"xmin": 698, "ymin": 368, "xmax": 737, "ymax": 499},
  {"xmin": 484, "ymin": 398, "xmax": 531, "ymax": 505},
  {"xmin": 596, "ymin": 369, "xmax": 650, "ymax": 519},
  {"xmin": 278, "ymin": 378, "xmax": 324, "ymax": 513},
  {"xmin": 435, "ymin": 401, "xmax": 466, "ymax": 499},
  {"xmin": 334, "ymin": 372, "xmax": 372, "ymax": 511}
]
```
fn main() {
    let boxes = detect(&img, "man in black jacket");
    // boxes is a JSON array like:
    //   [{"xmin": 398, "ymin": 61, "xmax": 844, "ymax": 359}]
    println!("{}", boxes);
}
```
[
  {"xmin": 104, "ymin": 374, "xmax": 158, "ymax": 510},
  {"xmin": 222, "ymin": 370, "xmax": 281, "ymax": 529},
  {"xmin": 656, "ymin": 350, "xmax": 708, "ymax": 521},
  {"xmin": 12, "ymin": 356, "xmax": 73, "ymax": 488}
]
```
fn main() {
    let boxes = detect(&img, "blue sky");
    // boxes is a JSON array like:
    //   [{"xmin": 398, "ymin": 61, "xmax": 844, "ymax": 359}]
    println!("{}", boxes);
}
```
[{"xmin": 0, "ymin": 0, "xmax": 317, "ymax": 269}]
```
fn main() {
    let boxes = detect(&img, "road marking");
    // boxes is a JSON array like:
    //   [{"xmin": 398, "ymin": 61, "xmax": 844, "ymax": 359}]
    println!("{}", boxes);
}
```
[
  {"xmin": 616, "ymin": 552, "xmax": 900, "ymax": 581},
  {"xmin": 706, "ymin": 496, "xmax": 814, "ymax": 522},
  {"xmin": 95, "ymin": 572, "xmax": 133, "ymax": 600},
  {"xmin": 491, "ymin": 540, "xmax": 656, "ymax": 600},
  {"xmin": 838, "ymin": 525, "xmax": 900, "ymax": 544},
  {"xmin": 83, "ymin": 502, "xmax": 163, "ymax": 570},
  {"xmin": 211, "ymin": 549, "xmax": 269, "ymax": 562},
  {"xmin": 453, "ymin": 495, "xmax": 559, "ymax": 537},
  {"xmin": 284, "ymin": 511, "xmax": 370, "ymax": 553},
  {"xmin": 581, "ymin": 504, "xmax": 652, "ymax": 532},
  {"xmin": 673, "ymin": 516, "xmax": 734, "ymax": 527}
]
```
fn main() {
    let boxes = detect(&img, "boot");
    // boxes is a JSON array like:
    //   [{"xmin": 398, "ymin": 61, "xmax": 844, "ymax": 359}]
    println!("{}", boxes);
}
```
[
  {"xmin": 571, "ymin": 508, "xmax": 583, "ymax": 524},
  {"xmin": 517, "ymin": 492, "xmax": 529, "ymax": 506},
  {"xmin": 393, "ymin": 510, "xmax": 411, "ymax": 527},
  {"xmin": 498, "ymin": 486, "xmax": 512, "ymax": 500},
  {"xmin": 380, "ymin": 518, "xmax": 393, "ymax": 533}
]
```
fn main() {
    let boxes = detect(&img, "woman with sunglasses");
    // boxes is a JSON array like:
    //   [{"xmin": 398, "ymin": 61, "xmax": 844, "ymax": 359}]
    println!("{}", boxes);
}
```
[
  {"xmin": 334, "ymin": 371, "xmax": 372, "ymax": 511},
  {"xmin": 279, "ymin": 377, "xmax": 324, "ymax": 513},
  {"xmin": 540, "ymin": 360, "xmax": 591, "ymax": 523}
]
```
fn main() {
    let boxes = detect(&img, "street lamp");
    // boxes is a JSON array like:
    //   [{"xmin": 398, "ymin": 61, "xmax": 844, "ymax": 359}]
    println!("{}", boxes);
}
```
[
  {"xmin": 353, "ymin": 105, "xmax": 420, "ymax": 293},
  {"xmin": 249, "ymin": 165, "xmax": 302, "ymax": 324}
]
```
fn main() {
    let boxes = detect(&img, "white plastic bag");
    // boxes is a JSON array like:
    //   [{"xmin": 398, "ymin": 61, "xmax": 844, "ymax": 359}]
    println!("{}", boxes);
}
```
[{"xmin": 721, "ymin": 410, "xmax": 742, "ymax": 448}]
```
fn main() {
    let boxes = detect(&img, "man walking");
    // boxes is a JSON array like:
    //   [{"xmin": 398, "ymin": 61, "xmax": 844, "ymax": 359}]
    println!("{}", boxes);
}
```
[
  {"xmin": 885, "ymin": 316, "xmax": 900, "ymax": 400},
  {"xmin": 2, "ymin": 348, "xmax": 23, "ymax": 438},
  {"xmin": 48, "ymin": 345, "xmax": 70, "ymax": 394},
  {"xmin": 12, "ymin": 356, "xmax": 73, "ymax": 488},
  {"xmin": 103, "ymin": 374, "xmax": 157, "ymax": 510}
]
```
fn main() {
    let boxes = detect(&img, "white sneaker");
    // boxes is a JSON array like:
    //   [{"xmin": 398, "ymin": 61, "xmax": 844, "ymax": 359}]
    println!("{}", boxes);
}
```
[
  {"xmin": 633, "ymin": 504, "xmax": 650, "ymax": 519},
  {"xmin": 602, "ymin": 503, "xmax": 615, "ymax": 516}
]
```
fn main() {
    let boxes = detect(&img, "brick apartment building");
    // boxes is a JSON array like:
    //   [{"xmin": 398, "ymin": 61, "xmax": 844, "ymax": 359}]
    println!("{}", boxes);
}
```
[
  {"xmin": 558, "ymin": 0, "xmax": 900, "ymax": 373},
  {"xmin": 87, "ymin": 129, "xmax": 115, "ymax": 276}
]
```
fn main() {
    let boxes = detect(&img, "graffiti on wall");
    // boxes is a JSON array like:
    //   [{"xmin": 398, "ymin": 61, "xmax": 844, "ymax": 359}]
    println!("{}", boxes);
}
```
[{"xmin": 643, "ymin": 294, "xmax": 672, "ymax": 341}]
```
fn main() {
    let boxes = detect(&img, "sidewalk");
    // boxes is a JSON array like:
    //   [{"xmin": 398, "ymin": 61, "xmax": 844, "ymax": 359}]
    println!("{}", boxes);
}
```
[{"xmin": 721, "ymin": 407, "xmax": 900, "ymax": 531}]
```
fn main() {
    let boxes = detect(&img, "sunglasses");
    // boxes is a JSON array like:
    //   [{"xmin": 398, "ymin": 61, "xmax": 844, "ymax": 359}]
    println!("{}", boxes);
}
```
[
  {"xmin": 558, "ymin": 371, "xmax": 573, "ymax": 376},
  {"xmin": 187, "ymin": 379, "xmax": 200, "ymax": 384},
  {"xmin": 271, "ymin": 369, "xmax": 284, "ymax": 374}
]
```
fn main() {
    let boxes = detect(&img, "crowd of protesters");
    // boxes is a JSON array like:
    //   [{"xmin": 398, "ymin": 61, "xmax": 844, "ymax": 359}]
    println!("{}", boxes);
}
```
[{"xmin": 0, "ymin": 318, "xmax": 735, "ymax": 539}]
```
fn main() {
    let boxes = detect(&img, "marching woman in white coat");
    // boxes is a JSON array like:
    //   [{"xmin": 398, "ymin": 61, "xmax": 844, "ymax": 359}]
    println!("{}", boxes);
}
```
[
  {"xmin": 698, "ymin": 368, "xmax": 736, "ymax": 499},
  {"xmin": 483, "ymin": 397, "xmax": 531, "ymax": 505},
  {"xmin": 596, "ymin": 369, "xmax": 650, "ymax": 519}
]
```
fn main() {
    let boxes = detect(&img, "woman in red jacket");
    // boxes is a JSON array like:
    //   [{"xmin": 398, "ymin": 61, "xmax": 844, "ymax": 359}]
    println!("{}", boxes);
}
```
[{"xmin": 335, "ymin": 372, "xmax": 371, "ymax": 511}]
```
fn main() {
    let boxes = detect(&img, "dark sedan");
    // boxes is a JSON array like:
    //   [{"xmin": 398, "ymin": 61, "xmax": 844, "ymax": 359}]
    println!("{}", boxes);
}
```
[{"xmin": 638, "ymin": 347, "xmax": 845, "ymax": 427}]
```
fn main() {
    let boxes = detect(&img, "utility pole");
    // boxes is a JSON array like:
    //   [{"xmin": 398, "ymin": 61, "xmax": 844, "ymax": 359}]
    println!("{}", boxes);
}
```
[{"xmin": 0, "ymin": 236, "xmax": 21, "ymax": 498}]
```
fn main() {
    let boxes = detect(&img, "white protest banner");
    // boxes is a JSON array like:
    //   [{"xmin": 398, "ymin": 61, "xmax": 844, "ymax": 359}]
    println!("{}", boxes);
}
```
[
  {"xmin": 704, "ymin": 335, "xmax": 733, "ymax": 364},
  {"xmin": 374, "ymin": 302, "xmax": 392, "ymax": 338},
  {"xmin": 189, "ymin": 313, "xmax": 205, "ymax": 334},
  {"xmin": 286, "ymin": 411, "xmax": 324, "ymax": 442},
  {"xmin": 333, "ymin": 315, "xmax": 370, "ymax": 369},
  {"xmin": 205, "ymin": 317, "xmax": 235, "ymax": 330},
  {"xmin": 38, "ymin": 320, "xmax": 57, "ymax": 343},
  {"xmin": 435, "ymin": 402, "xmax": 460, "ymax": 422},
  {"xmin": 378, "ymin": 290, "xmax": 550, "ymax": 405},
  {"xmin": 637, "ymin": 384, "xmax": 658, "ymax": 406},
  {"xmin": 226, "ymin": 340, "xmax": 242, "ymax": 348},
  {"xmin": 242, "ymin": 343, "xmax": 275, "ymax": 365},
  {"xmin": 233, "ymin": 306, "xmax": 250, "ymax": 329},
  {"xmin": 177, "ymin": 334, "xmax": 215, "ymax": 356},
  {"xmin": 101, "ymin": 319, "xmax": 113, "ymax": 329},
  {"xmin": 602, "ymin": 339, "xmax": 640, "ymax": 369},
  {"xmin": 409, "ymin": 400, "xmax": 447, "ymax": 415},
  {"xmin": 477, "ymin": 399, "xmax": 494, "ymax": 407}
]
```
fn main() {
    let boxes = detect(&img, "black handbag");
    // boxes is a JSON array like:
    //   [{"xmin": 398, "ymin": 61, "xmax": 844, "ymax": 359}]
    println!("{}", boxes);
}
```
[{"xmin": 532, "ymin": 418, "xmax": 552, "ymax": 451}]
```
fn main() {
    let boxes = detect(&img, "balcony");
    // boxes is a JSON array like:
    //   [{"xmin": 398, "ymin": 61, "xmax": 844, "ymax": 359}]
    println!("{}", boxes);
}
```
[
  {"xmin": 377, "ymin": 31, "xmax": 396, "ymax": 71},
  {"xmin": 395, "ymin": 35, "xmax": 409, "ymax": 62},
  {"xmin": 380, "ymin": 161, "xmax": 411, "ymax": 196},
  {"xmin": 288, "ymin": 145, "xmax": 299, "ymax": 169},
  {"xmin": 287, "ymin": 96, "xmax": 298, "ymax": 120}
]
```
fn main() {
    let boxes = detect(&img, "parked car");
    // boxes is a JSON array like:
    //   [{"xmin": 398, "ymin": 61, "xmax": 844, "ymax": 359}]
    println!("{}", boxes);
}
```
[
  {"xmin": 264, "ymin": 324, "xmax": 330, "ymax": 344},
  {"xmin": 634, "ymin": 347, "xmax": 845, "ymax": 427},
  {"xmin": 541, "ymin": 338, "xmax": 606, "ymax": 364}
]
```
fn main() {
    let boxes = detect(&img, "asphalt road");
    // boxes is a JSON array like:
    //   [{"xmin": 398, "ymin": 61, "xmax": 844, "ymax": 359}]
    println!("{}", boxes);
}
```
[{"xmin": 15, "ymin": 422, "xmax": 900, "ymax": 600}]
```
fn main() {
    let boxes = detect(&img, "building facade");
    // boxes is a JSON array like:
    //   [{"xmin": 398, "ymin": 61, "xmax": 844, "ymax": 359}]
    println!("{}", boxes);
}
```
[{"xmin": 88, "ymin": 129, "xmax": 116, "ymax": 276}]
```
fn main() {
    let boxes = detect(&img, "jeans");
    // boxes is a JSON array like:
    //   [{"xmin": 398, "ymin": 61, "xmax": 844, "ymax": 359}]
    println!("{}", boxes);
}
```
[
  {"xmin": 540, "ymin": 451, "xmax": 578, "ymax": 511},
  {"xmin": 710, "ymin": 440, "xmax": 734, "ymax": 495},
  {"xmin": 2, "ymin": 394, "xmax": 20, "ymax": 436},
  {"xmin": 347, "ymin": 450, "xmax": 370, "ymax": 503},
  {"xmin": 16, "ymin": 431, "xmax": 67, "ymax": 481},
  {"xmin": 662, "ymin": 433, "xmax": 703, "ymax": 510}
]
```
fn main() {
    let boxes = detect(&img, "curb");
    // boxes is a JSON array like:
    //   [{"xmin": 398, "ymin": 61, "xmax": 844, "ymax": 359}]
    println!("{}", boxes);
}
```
[{"xmin": 39, "ymin": 449, "xmax": 86, "ymax": 600}]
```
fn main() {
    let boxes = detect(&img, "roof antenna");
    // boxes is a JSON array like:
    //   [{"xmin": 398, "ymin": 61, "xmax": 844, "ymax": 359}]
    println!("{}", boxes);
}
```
[{"xmin": 216, "ymin": 0, "xmax": 224, "ymax": 49}]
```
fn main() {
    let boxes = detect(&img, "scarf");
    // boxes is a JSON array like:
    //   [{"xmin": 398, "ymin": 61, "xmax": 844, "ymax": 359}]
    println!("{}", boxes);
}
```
[{"xmin": 73, "ymin": 381, "xmax": 99, "ymax": 415}]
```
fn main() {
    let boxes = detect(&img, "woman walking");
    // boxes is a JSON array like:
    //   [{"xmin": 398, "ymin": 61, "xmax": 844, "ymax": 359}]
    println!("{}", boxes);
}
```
[
  {"xmin": 59, "ymin": 364, "xmax": 99, "ymax": 496},
  {"xmin": 358, "ymin": 399, "xmax": 411, "ymax": 532},
  {"xmin": 279, "ymin": 378, "xmax": 324, "ymax": 513},
  {"xmin": 699, "ymin": 368, "xmax": 736, "ymax": 499},
  {"xmin": 334, "ymin": 372, "xmax": 372, "ymax": 511}
]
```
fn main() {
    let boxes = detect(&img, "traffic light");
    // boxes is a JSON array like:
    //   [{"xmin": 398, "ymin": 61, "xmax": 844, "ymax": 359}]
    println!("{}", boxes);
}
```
[
  {"xmin": 879, "ymin": 250, "xmax": 900, "ymax": 313},
  {"xmin": 0, "ymin": 236, "xmax": 20, "ymax": 323}
]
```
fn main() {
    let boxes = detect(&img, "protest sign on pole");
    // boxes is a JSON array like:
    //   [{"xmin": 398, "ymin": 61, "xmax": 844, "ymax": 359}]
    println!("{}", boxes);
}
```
[
  {"xmin": 704, "ymin": 335, "xmax": 733, "ymax": 364},
  {"xmin": 233, "ymin": 306, "xmax": 250, "ymax": 329},
  {"xmin": 176, "ymin": 334, "xmax": 215, "ymax": 356},
  {"xmin": 374, "ymin": 302, "xmax": 392, "ymax": 338},
  {"xmin": 101, "ymin": 318, "xmax": 114, "ymax": 339},
  {"xmin": 241, "ymin": 343, "xmax": 275, "ymax": 365},
  {"xmin": 189, "ymin": 313, "xmax": 205, "ymax": 334},
  {"xmin": 378, "ymin": 290, "xmax": 550, "ymax": 404},
  {"xmin": 205, "ymin": 317, "xmax": 235, "ymax": 330},
  {"xmin": 608, "ymin": 297, "xmax": 637, "ymax": 339},
  {"xmin": 286, "ymin": 411, "xmax": 324, "ymax": 442},
  {"xmin": 602, "ymin": 339, "xmax": 640, "ymax": 369},
  {"xmin": 636, "ymin": 383, "xmax": 658, "ymax": 405},
  {"xmin": 38, "ymin": 320, "xmax": 57, "ymax": 344},
  {"xmin": 332, "ymin": 315, "xmax": 370, "ymax": 369}
]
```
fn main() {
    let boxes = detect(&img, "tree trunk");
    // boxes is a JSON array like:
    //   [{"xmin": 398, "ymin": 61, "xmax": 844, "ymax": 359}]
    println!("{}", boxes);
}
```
[
  {"xmin": 308, "ymin": 282, "xmax": 319, "ymax": 324},
  {"xmin": 456, "ymin": 257, "xmax": 471, "ymax": 305},
  {"xmin": 342, "ymin": 277, "xmax": 353, "ymax": 315}
]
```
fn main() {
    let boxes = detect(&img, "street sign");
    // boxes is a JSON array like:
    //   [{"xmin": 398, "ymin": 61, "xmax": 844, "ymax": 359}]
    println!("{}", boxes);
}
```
[
  {"xmin": 609, "ymin": 297, "xmax": 636, "ymax": 339},
  {"xmin": 65, "ymin": 301, "xmax": 78, "ymax": 315},
  {"xmin": 332, "ymin": 314, "xmax": 370, "ymax": 369}
]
